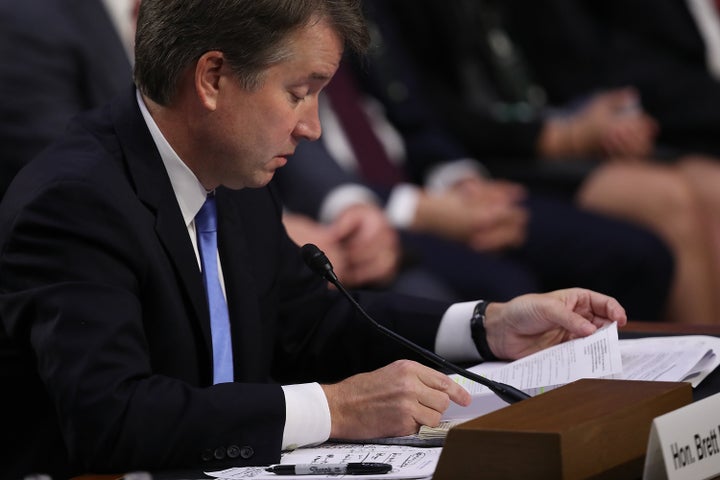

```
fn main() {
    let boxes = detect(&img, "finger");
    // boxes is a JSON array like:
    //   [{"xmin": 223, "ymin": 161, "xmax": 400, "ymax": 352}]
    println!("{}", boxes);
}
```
[
  {"xmin": 469, "ymin": 223, "xmax": 519, "ymax": 251},
  {"xmin": 553, "ymin": 309, "xmax": 598, "ymax": 338},
  {"xmin": 469, "ymin": 232, "xmax": 510, "ymax": 252},
  {"xmin": 553, "ymin": 290, "xmax": 627, "ymax": 336},
  {"xmin": 587, "ymin": 291, "xmax": 627, "ymax": 326},
  {"xmin": 332, "ymin": 211, "xmax": 364, "ymax": 241},
  {"xmin": 469, "ymin": 214, "xmax": 526, "ymax": 251},
  {"xmin": 418, "ymin": 370, "xmax": 471, "ymax": 407},
  {"xmin": 412, "ymin": 402, "xmax": 444, "ymax": 429},
  {"xmin": 345, "ymin": 230, "xmax": 396, "ymax": 262},
  {"xmin": 416, "ymin": 385, "xmax": 452, "ymax": 419},
  {"xmin": 347, "ymin": 258, "xmax": 396, "ymax": 286}
]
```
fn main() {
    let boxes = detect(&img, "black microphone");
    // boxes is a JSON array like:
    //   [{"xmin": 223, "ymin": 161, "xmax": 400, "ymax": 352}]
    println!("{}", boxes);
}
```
[{"xmin": 300, "ymin": 243, "xmax": 530, "ymax": 405}]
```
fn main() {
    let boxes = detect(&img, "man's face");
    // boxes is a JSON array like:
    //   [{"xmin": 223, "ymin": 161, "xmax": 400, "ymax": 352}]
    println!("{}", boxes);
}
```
[{"xmin": 203, "ymin": 18, "xmax": 343, "ymax": 190}]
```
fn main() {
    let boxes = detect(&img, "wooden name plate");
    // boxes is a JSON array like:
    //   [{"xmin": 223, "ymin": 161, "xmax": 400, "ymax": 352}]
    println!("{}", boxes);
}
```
[{"xmin": 433, "ymin": 378, "xmax": 692, "ymax": 480}]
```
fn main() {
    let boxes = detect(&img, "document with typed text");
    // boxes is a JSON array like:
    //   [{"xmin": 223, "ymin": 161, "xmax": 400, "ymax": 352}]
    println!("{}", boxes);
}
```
[{"xmin": 419, "ymin": 323, "xmax": 720, "ymax": 443}]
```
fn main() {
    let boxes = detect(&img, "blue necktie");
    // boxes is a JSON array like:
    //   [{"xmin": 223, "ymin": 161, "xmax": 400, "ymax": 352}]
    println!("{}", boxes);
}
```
[{"xmin": 196, "ymin": 194, "xmax": 234, "ymax": 384}]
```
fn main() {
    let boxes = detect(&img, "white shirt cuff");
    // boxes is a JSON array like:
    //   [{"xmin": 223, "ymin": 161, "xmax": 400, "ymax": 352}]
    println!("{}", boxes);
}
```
[
  {"xmin": 424, "ymin": 159, "xmax": 488, "ymax": 193},
  {"xmin": 281, "ymin": 383, "xmax": 331, "ymax": 450},
  {"xmin": 385, "ymin": 183, "xmax": 421, "ymax": 228},
  {"xmin": 435, "ymin": 301, "xmax": 482, "ymax": 362},
  {"xmin": 319, "ymin": 184, "xmax": 380, "ymax": 224}
]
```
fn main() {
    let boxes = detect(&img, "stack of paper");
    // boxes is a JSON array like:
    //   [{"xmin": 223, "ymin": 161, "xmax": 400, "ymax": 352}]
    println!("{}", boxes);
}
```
[{"xmin": 444, "ymin": 322, "xmax": 719, "ymax": 422}]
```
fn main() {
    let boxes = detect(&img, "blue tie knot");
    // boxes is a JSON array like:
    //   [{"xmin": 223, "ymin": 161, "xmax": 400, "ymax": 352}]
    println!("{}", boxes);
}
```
[{"xmin": 196, "ymin": 194, "xmax": 217, "ymax": 233}]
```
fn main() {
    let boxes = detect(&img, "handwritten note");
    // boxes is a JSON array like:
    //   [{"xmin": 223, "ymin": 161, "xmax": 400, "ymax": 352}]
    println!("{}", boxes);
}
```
[{"xmin": 206, "ymin": 443, "xmax": 439, "ymax": 479}]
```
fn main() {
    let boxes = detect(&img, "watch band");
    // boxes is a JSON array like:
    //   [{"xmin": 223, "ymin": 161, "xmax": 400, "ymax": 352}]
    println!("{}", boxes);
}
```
[{"xmin": 470, "ymin": 300, "xmax": 498, "ymax": 361}]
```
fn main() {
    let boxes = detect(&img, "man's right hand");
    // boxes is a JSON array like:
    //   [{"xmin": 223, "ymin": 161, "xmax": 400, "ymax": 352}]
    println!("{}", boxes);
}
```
[{"xmin": 321, "ymin": 359, "xmax": 471, "ymax": 440}]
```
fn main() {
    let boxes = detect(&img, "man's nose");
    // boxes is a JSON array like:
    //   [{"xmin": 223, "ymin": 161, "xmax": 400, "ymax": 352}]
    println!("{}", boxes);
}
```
[{"xmin": 294, "ymin": 103, "xmax": 322, "ymax": 142}]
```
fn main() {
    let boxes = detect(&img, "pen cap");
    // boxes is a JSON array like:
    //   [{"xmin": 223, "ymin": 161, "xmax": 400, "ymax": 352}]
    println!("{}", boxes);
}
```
[{"xmin": 347, "ymin": 462, "xmax": 392, "ymax": 474}]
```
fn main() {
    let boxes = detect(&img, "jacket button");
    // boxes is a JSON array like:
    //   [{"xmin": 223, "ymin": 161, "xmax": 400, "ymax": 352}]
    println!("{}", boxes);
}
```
[
  {"xmin": 214, "ymin": 447, "xmax": 226, "ymax": 460},
  {"xmin": 240, "ymin": 446, "xmax": 254, "ymax": 459},
  {"xmin": 201, "ymin": 449, "xmax": 213, "ymax": 462},
  {"xmin": 227, "ymin": 445, "xmax": 241, "ymax": 458}
]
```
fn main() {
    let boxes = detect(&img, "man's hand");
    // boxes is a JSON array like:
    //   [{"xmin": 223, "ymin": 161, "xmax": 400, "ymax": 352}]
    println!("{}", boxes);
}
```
[
  {"xmin": 484, "ymin": 288, "xmax": 628, "ymax": 360},
  {"xmin": 322, "ymin": 360, "xmax": 471, "ymax": 440},
  {"xmin": 284, "ymin": 212, "xmax": 350, "ymax": 281},
  {"xmin": 539, "ymin": 87, "xmax": 659, "ymax": 159},
  {"xmin": 331, "ymin": 203, "xmax": 400, "ymax": 287},
  {"xmin": 283, "ymin": 205, "xmax": 401, "ymax": 288},
  {"xmin": 412, "ymin": 177, "xmax": 528, "ymax": 251}
]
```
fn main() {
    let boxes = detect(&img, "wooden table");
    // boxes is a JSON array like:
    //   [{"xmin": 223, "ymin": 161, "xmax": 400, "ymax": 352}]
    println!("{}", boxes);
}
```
[{"xmin": 622, "ymin": 320, "xmax": 720, "ymax": 335}]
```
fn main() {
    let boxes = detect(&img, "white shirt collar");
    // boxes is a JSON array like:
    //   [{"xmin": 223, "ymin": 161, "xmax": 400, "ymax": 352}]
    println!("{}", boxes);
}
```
[{"xmin": 135, "ymin": 89, "xmax": 208, "ymax": 227}]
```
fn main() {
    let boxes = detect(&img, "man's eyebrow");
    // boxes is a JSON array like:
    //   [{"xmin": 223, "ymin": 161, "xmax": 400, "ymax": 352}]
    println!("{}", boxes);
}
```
[{"xmin": 309, "ymin": 72, "xmax": 333, "ymax": 81}]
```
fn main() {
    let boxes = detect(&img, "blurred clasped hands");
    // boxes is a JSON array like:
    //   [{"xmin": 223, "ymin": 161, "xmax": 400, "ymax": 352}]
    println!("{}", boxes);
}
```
[
  {"xmin": 541, "ymin": 87, "xmax": 660, "ymax": 160},
  {"xmin": 284, "ymin": 203, "xmax": 401, "ymax": 288}
]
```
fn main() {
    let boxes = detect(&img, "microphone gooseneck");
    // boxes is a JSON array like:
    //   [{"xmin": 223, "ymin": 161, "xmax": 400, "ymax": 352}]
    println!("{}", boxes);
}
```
[{"xmin": 300, "ymin": 243, "xmax": 529, "ymax": 405}]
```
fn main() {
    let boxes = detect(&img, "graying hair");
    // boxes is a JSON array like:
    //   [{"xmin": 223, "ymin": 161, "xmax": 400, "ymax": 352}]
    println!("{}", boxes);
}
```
[{"xmin": 134, "ymin": 0, "xmax": 369, "ymax": 106}]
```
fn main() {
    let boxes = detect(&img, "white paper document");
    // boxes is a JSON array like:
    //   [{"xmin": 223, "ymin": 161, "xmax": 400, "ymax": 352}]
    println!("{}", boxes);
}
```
[
  {"xmin": 615, "ymin": 335, "xmax": 719, "ymax": 387},
  {"xmin": 445, "ymin": 322, "xmax": 622, "ymax": 420},
  {"xmin": 206, "ymin": 444, "xmax": 439, "ymax": 480},
  {"xmin": 444, "ymin": 323, "xmax": 720, "ymax": 421}
]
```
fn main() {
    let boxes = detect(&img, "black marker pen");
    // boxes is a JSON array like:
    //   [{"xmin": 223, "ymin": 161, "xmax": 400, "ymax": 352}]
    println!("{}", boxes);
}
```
[{"xmin": 265, "ymin": 462, "xmax": 392, "ymax": 475}]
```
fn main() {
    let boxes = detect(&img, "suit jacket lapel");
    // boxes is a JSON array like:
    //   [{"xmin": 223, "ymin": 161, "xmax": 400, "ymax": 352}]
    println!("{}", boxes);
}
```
[
  {"xmin": 215, "ymin": 190, "xmax": 265, "ymax": 381},
  {"xmin": 110, "ymin": 89, "xmax": 214, "ymax": 354}
]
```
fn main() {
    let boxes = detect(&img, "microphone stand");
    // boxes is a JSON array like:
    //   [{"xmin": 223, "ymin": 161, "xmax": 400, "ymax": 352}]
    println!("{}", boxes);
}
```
[{"xmin": 301, "ymin": 244, "xmax": 530, "ymax": 404}]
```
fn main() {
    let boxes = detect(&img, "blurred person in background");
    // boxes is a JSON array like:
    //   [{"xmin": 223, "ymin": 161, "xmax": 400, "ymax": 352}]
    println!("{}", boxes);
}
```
[
  {"xmin": 373, "ymin": 0, "xmax": 720, "ymax": 325},
  {"xmin": 0, "ymin": 0, "xmax": 138, "ymax": 198}
]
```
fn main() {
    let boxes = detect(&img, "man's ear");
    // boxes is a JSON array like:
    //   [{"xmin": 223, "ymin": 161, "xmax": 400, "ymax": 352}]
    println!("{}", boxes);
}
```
[{"xmin": 195, "ymin": 51, "xmax": 225, "ymax": 111}]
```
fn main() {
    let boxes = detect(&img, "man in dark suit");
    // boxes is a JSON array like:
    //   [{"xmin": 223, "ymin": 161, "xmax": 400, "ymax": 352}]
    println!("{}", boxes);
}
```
[
  {"xmin": 0, "ymin": 0, "xmax": 136, "ymax": 198},
  {"xmin": 0, "ymin": 0, "xmax": 628, "ymax": 477}
]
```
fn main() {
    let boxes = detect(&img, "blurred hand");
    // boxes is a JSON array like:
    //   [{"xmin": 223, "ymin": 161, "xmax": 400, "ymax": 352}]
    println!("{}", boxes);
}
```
[
  {"xmin": 322, "ymin": 359, "xmax": 471, "ymax": 439},
  {"xmin": 412, "ymin": 177, "xmax": 528, "ymax": 251},
  {"xmin": 540, "ymin": 87, "xmax": 659, "ymax": 159},
  {"xmin": 283, "ymin": 204, "xmax": 401, "ymax": 289},
  {"xmin": 283, "ymin": 212, "xmax": 350, "ymax": 283},
  {"xmin": 484, "ymin": 288, "xmax": 627, "ymax": 360},
  {"xmin": 330, "ymin": 203, "xmax": 401, "ymax": 287}
]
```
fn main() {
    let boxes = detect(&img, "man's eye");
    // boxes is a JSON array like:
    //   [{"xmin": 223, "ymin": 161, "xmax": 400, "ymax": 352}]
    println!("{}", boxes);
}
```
[{"xmin": 288, "ymin": 88, "xmax": 310, "ymax": 103}]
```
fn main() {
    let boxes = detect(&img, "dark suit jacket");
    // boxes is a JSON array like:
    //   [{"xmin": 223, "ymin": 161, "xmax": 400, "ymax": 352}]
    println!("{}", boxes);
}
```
[
  {"xmin": 360, "ymin": 0, "xmax": 596, "ymax": 195},
  {"xmin": 371, "ymin": 0, "xmax": 547, "ymax": 165},
  {"xmin": 0, "ymin": 88, "xmax": 450, "ymax": 478},
  {"xmin": 0, "ymin": 0, "xmax": 132, "ymax": 197}
]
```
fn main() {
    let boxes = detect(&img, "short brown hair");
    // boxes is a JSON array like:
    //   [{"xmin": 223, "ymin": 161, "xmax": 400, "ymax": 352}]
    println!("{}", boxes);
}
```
[{"xmin": 134, "ymin": 0, "xmax": 369, "ymax": 106}]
